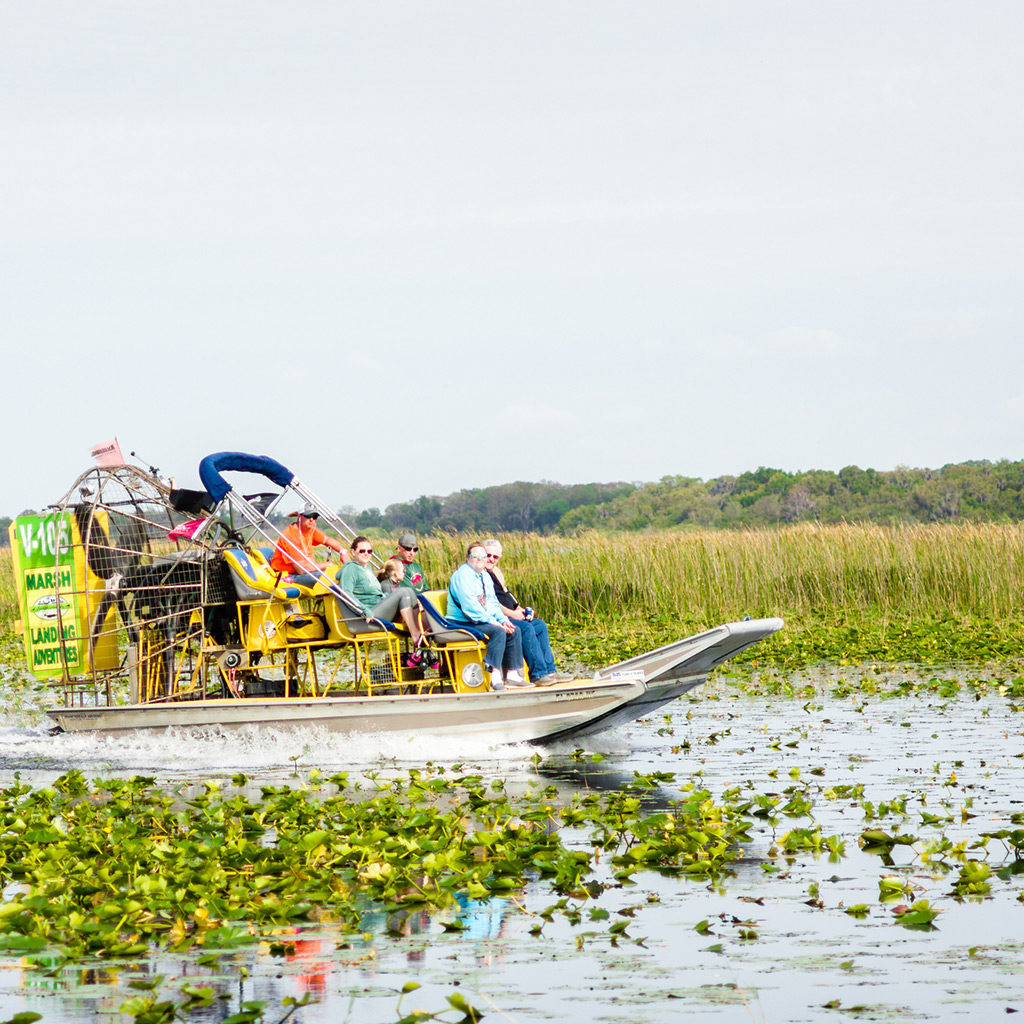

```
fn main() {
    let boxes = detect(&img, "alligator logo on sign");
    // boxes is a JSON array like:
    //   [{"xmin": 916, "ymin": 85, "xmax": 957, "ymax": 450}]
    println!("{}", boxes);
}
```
[{"xmin": 31, "ymin": 593, "xmax": 74, "ymax": 622}]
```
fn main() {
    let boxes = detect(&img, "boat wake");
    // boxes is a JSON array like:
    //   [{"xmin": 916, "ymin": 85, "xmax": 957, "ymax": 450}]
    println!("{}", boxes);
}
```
[
  {"xmin": 0, "ymin": 720, "xmax": 557, "ymax": 782},
  {"xmin": 0, "ymin": 714, "xmax": 639, "ymax": 785}
]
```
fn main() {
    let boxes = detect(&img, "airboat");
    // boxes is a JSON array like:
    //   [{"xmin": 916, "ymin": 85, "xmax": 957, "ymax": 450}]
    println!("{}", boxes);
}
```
[{"xmin": 8, "ymin": 451, "xmax": 783, "ymax": 743}]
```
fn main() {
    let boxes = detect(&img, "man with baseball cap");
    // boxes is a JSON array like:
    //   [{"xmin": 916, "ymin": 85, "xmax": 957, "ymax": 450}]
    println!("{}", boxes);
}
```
[
  {"xmin": 392, "ymin": 532, "xmax": 427, "ymax": 593},
  {"xmin": 270, "ymin": 504, "xmax": 348, "ymax": 588}
]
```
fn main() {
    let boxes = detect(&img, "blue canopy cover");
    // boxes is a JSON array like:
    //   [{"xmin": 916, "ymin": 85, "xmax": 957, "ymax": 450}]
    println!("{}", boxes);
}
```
[{"xmin": 198, "ymin": 452, "xmax": 294, "ymax": 502}]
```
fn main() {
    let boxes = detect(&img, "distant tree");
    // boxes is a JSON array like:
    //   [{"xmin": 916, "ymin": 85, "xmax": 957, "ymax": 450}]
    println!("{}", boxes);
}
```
[
  {"xmin": 936, "ymin": 487, "xmax": 962, "ymax": 519},
  {"xmin": 783, "ymin": 484, "xmax": 816, "ymax": 521},
  {"xmin": 355, "ymin": 507, "xmax": 384, "ymax": 529},
  {"xmin": 748, "ymin": 494, "xmax": 784, "ymax": 524},
  {"xmin": 369, "ymin": 481, "xmax": 633, "ymax": 536},
  {"xmin": 838, "ymin": 465, "xmax": 876, "ymax": 494}
]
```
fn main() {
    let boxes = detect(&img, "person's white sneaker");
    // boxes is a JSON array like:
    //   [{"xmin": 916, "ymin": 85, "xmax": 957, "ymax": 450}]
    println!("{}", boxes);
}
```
[
  {"xmin": 489, "ymin": 669, "xmax": 505, "ymax": 691},
  {"xmin": 505, "ymin": 670, "xmax": 531, "ymax": 687}
]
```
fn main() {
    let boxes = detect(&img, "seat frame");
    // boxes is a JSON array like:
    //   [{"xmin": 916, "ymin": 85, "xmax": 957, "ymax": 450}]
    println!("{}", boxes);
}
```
[{"xmin": 417, "ymin": 591, "xmax": 491, "ymax": 693}]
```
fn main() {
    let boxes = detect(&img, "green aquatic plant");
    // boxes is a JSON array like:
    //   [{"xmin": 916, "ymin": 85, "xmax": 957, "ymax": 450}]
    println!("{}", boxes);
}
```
[
  {"xmin": 892, "ymin": 899, "xmax": 941, "ymax": 930},
  {"xmin": 859, "ymin": 794, "xmax": 908, "ymax": 820},
  {"xmin": 878, "ymin": 875, "xmax": 916, "ymax": 901},
  {"xmin": 776, "ymin": 827, "xmax": 843, "ymax": 858},
  {"xmin": 859, "ymin": 829, "xmax": 918, "ymax": 859},
  {"xmin": 0, "ymin": 769, "xmax": 755, "ymax": 961},
  {"xmin": 117, "ymin": 980, "xmax": 314, "ymax": 1024},
  {"xmin": 393, "ymin": 983, "xmax": 483, "ymax": 1024},
  {"xmin": 950, "ymin": 861, "xmax": 992, "ymax": 899}
]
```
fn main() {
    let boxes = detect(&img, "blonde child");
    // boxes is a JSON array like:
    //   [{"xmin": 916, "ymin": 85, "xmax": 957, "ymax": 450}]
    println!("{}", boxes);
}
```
[
  {"xmin": 377, "ymin": 558, "xmax": 406, "ymax": 594},
  {"xmin": 376, "ymin": 556, "xmax": 436, "ymax": 668}
]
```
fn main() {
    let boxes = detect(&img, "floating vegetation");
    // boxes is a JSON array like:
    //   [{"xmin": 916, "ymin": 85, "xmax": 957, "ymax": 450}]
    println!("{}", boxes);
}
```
[
  {"xmin": 0, "ymin": 769, "xmax": 755, "ymax": 962},
  {"xmin": 118, "ymin": 984, "xmax": 313, "ymax": 1024},
  {"xmin": 891, "ymin": 899, "xmax": 941, "ymax": 930}
]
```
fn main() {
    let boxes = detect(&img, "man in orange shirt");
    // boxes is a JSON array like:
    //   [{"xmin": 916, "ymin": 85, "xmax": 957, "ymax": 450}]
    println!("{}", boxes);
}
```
[{"xmin": 270, "ymin": 505, "xmax": 348, "ymax": 587}]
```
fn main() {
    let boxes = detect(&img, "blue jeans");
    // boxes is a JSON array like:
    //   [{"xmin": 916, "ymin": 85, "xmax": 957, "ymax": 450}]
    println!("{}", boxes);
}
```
[
  {"xmin": 515, "ymin": 618, "xmax": 556, "ymax": 679},
  {"xmin": 467, "ymin": 622, "xmax": 523, "ymax": 672},
  {"xmin": 287, "ymin": 570, "xmax": 329, "ymax": 589}
]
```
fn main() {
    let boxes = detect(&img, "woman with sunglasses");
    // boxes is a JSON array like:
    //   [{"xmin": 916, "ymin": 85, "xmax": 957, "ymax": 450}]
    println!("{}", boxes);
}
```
[
  {"xmin": 482, "ymin": 538, "xmax": 573, "ymax": 684},
  {"xmin": 338, "ymin": 536, "xmax": 425, "ymax": 647},
  {"xmin": 446, "ymin": 544, "xmax": 526, "ymax": 691}
]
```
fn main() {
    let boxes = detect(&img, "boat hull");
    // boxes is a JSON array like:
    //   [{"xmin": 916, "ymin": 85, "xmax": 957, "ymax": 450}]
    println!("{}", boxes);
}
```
[
  {"xmin": 545, "ymin": 616, "xmax": 784, "ymax": 739},
  {"xmin": 46, "ymin": 618, "xmax": 784, "ymax": 745},
  {"xmin": 46, "ymin": 678, "xmax": 649, "ymax": 745}
]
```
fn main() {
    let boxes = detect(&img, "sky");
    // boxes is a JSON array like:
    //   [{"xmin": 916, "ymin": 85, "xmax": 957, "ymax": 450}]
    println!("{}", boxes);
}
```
[{"xmin": 3, "ymin": 1, "xmax": 1022, "ymax": 516}]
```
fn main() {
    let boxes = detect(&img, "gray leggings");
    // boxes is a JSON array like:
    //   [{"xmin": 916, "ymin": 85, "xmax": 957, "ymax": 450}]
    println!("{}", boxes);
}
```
[{"xmin": 367, "ymin": 586, "xmax": 418, "ymax": 621}]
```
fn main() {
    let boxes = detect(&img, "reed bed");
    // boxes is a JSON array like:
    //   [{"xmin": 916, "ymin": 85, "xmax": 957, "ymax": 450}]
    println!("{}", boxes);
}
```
[
  {"xmin": 421, "ymin": 522, "xmax": 1024, "ymax": 625},
  {"xmin": 0, "ymin": 549, "xmax": 15, "ymax": 634}
]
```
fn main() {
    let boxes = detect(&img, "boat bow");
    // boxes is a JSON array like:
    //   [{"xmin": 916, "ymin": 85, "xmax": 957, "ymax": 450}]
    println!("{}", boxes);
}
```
[{"xmin": 593, "ymin": 618, "xmax": 784, "ymax": 686}]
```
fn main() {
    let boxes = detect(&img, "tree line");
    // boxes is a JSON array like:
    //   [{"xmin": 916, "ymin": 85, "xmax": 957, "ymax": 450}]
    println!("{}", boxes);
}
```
[
  {"xmin": 344, "ymin": 459, "xmax": 1024, "ymax": 534},
  {"xmin": 4, "ymin": 460, "xmax": 1022, "ymax": 547},
  {"xmin": 341, "ymin": 481, "xmax": 635, "ymax": 536}
]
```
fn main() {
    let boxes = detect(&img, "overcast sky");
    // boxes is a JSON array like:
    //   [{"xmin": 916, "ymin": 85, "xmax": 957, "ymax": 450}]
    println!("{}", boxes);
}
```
[{"xmin": 3, "ymin": 1, "xmax": 1022, "ymax": 515}]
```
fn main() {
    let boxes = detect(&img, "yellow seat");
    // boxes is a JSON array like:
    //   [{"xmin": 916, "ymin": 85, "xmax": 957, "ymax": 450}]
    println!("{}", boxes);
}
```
[
  {"xmin": 222, "ymin": 547, "xmax": 305, "ymax": 601},
  {"xmin": 320, "ymin": 590, "xmax": 402, "ymax": 693},
  {"xmin": 418, "ymin": 590, "xmax": 491, "ymax": 693}
]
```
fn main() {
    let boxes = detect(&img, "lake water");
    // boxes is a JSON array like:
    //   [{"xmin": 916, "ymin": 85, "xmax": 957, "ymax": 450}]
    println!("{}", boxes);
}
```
[{"xmin": 0, "ymin": 668, "xmax": 1022, "ymax": 1023}]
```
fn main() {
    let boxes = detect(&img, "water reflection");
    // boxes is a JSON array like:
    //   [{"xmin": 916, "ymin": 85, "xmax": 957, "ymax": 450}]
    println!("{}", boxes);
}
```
[{"xmin": 536, "ymin": 761, "xmax": 680, "ymax": 810}]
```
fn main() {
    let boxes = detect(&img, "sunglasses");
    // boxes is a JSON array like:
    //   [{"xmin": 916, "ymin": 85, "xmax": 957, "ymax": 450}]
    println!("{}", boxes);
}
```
[
  {"xmin": 355, "ymin": 548, "xmax": 373, "ymax": 555},
  {"xmin": 485, "ymin": 553, "xmax": 500, "ymax": 561},
  {"xmin": 469, "ymin": 552, "xmax": 487, "ymax": 559},
  {"xmin": 401, "ymin": 545, "xmax": 419, "ymax": 552}
]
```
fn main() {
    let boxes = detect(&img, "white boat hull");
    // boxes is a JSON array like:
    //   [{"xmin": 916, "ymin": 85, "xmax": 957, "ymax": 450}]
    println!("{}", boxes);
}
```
[
  {"xmin": 47, "ymin": 678, "xmax": 648, "ymax": 744},
  {"xmin": 570, "ymin": 617, "xmax": 785, "ymax": 738},
  {"xmin": 46, "ymin": 619, "xmax": 784, "ymax": 744}
]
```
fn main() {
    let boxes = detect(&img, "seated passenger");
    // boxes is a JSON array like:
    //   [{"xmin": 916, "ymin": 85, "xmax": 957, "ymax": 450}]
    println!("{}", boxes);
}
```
[
  {"xmin": 446, "ymin": 543, "xmax": 526, "ymax": 691},
  {"xmin": 483, "ymin": 538, "xmax": 573, "ymax": 684},
  {"xmin": 269, "ymin": 505, "xmax": 348, "ymax": 588},
  {"xmin": 338, "ymin": 536, "xmax": 425, "ymax": 646},
  {"xmin": 377, "ymin": 558, "xmax": 406, "ymax": 594},
  {"xmin": 392, "ymin": 533, "xmax": 427, "ymax": 592}
]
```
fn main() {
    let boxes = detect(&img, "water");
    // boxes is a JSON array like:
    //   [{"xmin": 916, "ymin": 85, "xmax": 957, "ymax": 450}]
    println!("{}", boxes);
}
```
[{"xmin": 0, "ymin": 672, "xmax": 1022, "ymax": 1022}]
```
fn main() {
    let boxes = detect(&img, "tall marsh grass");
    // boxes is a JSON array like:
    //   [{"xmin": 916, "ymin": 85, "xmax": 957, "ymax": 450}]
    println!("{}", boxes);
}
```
[
  {"xmin": 422, "ymin": 523, "xmax": 1024, "ymax": 627},
  {"xmin": 0, "ymin": 549, "xmax": 15, "ymax": 633}
]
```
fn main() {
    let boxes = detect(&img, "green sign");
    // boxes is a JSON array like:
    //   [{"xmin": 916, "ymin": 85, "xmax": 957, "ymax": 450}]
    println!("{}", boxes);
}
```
[{"xmin": 10, "ymin": 513, "xmax": 84, "ymax": 677}]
